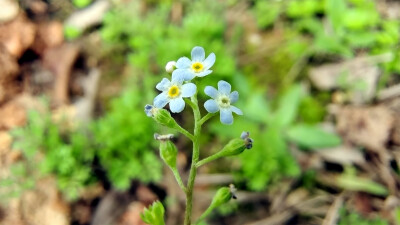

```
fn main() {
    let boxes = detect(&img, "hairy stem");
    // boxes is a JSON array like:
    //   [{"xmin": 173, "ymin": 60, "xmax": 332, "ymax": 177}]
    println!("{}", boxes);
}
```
[
  {"xmin": 199, "ymin": 113, "xmax": 215, "ymax": 126},
  {"xmin": 171, "ymin": 168, "xmax": 187, "ymax": 193},
  {"xmin": 184, "ymin": 93, "xmax": 202, "ymax": 225},
  {"xmin": 174, "ymin": 124, "xmax": 194, "ymax": 141},
  {"xmin": 196, "ymin": 150, "xmax": 224, "ymax": 168}
]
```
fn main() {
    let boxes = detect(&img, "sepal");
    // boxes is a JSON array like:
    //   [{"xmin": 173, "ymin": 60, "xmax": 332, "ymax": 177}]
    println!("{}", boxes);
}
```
[{"xmin": 140, "ymin": 201, "xmax": 165, "ymax": 225}]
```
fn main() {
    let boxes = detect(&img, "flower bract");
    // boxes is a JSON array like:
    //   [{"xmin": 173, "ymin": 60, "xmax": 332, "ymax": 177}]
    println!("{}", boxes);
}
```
[
  {"xmin": 204, "ymin": 80, "xmax": 243, "ymax": 125},
  {"xmin": 174, "ymin": 46, "xmax": 216, "ymax": 81},
  {"xmin": 153, "ymin": 73, "xmax": 196, "ymax": 113}
]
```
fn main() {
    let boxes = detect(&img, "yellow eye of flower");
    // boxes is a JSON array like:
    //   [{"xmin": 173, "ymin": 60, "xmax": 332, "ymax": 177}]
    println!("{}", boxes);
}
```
[
  {"xmin": 168, "ymin": 85, "xmax": 180, "ymax": 98},
  {"xmin": 218, "ymin": 96, "xmax": 231, "ymax": 108},
  {"xmin": 191, "ymin": 62, "xmax": 204, "ymax": 73}
]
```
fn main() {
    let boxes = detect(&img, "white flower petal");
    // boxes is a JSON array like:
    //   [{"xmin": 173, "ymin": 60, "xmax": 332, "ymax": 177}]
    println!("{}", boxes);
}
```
[
  {"xmin": 176, "ymin": 57, "xmax": 192, "ymax": 69},
  {"xmin": 156, "ymin": 78, "xmax": 171, "ymax": 91},
  {"xmin": 171, "ymin": 69, "xmax": 187, "ymax": 83},
  {"xmin": 229, "ymin": 91, "xmax": 239, "ymax": 104},
  {"xmin": 169, "ymin": 98, "xmax": 185, "ymax": 113},
  {"xmin": 230, "ymin": 105, "xmax": 243, "ymax": 115},
  {"xmin": 191, "ymin": 46, "xmax": 205, "ymax": 62},
  {"xmin": 196, "ymin": 70, "xmax": 212, "ymax": 77},
  {"xmin": 220, "ymin": 108, "xmax": 233, "ymax": 125},
  {"xmin": 218, "ymin": 80, "xmax": 231, "ymax": 95},
  {"xmin": 203, "ymin": 53, "xmax": 216, "ymax": 70},
  {"xmin": 204, "ymin": 86, "xmax": 218, "ymax": 99},
  {"xmin": 154, "ymin": 92, "xmax": 169, "ymax": 108},
  {"xmin": 181, "ymin": 83, "xmax": 196, "ymax": 97},
  {"xmin": 204, "ymin": 99, "xmax": 219, "ymax": 113}
]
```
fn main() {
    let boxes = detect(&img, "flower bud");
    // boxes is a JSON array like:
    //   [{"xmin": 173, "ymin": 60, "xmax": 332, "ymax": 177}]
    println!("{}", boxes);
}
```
[
  {"xmin": 145, "ymin": 105, "xmax": 179, "ymax": 129},
  {"xmin": 157, "ymin": 136, "xmax": 177, "ymax": 169},
  {"xmin": 219, "ymin": 132, "xmax": 253, "ymax": 157},
  {"xmin": 165, "ymin": 61, "xmax": 176, "ymax": 73},
  {"xmin": 209, "ymin": 186, "xmax": 233, "ymax": 209}
]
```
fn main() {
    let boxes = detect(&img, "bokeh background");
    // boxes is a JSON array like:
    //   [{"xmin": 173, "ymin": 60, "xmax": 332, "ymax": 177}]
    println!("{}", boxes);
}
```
[{"xmin": 1, "ymin": 0, "xmax": 400, "ymax": 224}]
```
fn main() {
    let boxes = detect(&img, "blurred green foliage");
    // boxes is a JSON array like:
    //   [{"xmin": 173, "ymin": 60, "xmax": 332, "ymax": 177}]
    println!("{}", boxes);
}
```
[
  {"xmin": 211, "ymin": 85, "xmax": 341, "ymax": 190},
  {"xmin": 10, "ymin": 109, "xmax": 95, "ymax": 200},
  {"xmin": 339, "ymin": 207, "xmax": 389, "ymax": 225},
  {"xmin": 92, "ymin": 87, "xmax": 162, "ymax": 190}
]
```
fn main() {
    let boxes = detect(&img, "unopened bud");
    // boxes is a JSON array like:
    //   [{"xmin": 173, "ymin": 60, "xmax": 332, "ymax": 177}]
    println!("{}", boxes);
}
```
[
  {"xmin": 165, "ymin": 61, "xmax": 176, "ymax": 73},
  {"xmin": 157, "ymin": 136, "xmax": 177, "ymax": 169},
  {"xmin": 210, "ymin": 185, "xmax": 235, "ymax": 209},
  {"xmin": 219, "ymin": 132, "xmax": 253, "ymax": 157},
  {"xmin": 145, "ymin": 105, "xmax": 179, "ymax": 129}
]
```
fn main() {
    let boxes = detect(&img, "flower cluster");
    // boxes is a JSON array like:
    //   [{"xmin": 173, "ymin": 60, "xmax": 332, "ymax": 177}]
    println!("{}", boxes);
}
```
[{"xmin": 145, "ymin": 46, "xmax": 242, "ymax": 125}]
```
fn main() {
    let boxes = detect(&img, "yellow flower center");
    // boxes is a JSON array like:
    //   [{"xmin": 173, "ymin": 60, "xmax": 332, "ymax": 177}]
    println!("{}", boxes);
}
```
[
  {"xmin": 168, "ymin": 85, "xmax": 180, "ymax": 98},
  {"xmin": 191, "ymin": 62, "xmax": 204, "ymax": 73}
]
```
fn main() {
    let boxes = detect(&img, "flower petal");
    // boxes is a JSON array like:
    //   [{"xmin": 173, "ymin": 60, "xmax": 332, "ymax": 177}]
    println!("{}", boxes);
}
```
[
  {"xmin": 204, "ymin": 86, "xmax": 218, "ymax": 99},
  {"xmin": 191, "ymin": 46, "xmax": 205, "ymax": 62},
  {"xmin": 196, "ymin": 70, "xmax": 213, "ymax": 77},
  {"xmin": 218, "ymin": 80, "xmax": 231, "ymax": 95},
  {"xmin": 203, "ymin": 53, "xmax": 216, "ymax": 70},
  {"xmin": 229, "ymin": 91, "xmax": 239, "ymax": 104},
  {"xmin": 181, "ymin": 83, "xmax": 196, "ymax": 97},
  {"xmin": 171, "ymin": 69, "xmax": 187, "ymax": 83},
  {"xmin": 176, "ymin": 57, "xmax": 191, "ymax": 69},
  {"xmin": 154, "ymin": 92, "xmax": 169, "ymax": 108},
  {"xmin": 169, "ymin": 98, "xmax": 185, "ymax": 113},
  {"xmin": 156, "ymin": 78, "xmax": 171, "ymax": 91},
  {"xmin": 230, "ymin": 105, "xmax": 243, "ymax": 115},
  {"xmin": 220, "ymin": 108, "xmax": 233, "ymax": 125},
  {"xmin": 204, "ymin": 99, "xmax": 219, "ymax": 113},
  {"xmin": 144, "ymin": 104, "xmax": 154, "ymax": 117}
]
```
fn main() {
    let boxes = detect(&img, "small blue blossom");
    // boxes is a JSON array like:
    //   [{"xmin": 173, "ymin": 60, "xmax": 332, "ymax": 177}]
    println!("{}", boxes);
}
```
[
  {"xmin": 204, "ymin": 80, "xmax": 243, "ymax": 125},
  {"xmin": 144, "ymin": 104, "xmax": 154, "ymax": 117},
  {"xmin": 174, "ymin": 46, "xmax": 216, "ymax": 81},
  {"xmin": 153, "ymin": 73, "xmax": 197, "ymax": 113}
]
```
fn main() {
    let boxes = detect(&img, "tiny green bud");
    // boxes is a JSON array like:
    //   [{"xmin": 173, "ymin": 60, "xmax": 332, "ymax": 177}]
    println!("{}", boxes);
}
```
[
  {"xmin": 145, "ymin": 104, "xmax": 179, "ymax": 129},
  {"xmin": 140, "ymin": 201, "xmax": 165, "ymax": 225},
  {"xmin": 156, "ymin": 134, "xmax": 177, "ymax": 169},
  {"xmin": 210, "ymin": 185, "xmax": 236, "ymax": 209},
  {"xmin": 219, "ymin": 138, "xmax": 247, "ymax": 157}
]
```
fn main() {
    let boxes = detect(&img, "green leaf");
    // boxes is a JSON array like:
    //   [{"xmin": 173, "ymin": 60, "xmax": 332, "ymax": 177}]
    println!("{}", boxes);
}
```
[
  {"xmin": 336, "ymin": 175, "xmax": 388, "ymax": 196},
  {"xmin": 273, "ymin": 85, "xmax": 303, "ymax": 127},
  {"xmin": 141, "ymin": 201, "xmax": 165, "ymax": 225},
  {"xmin": 286, "ymin": 124, "xmax": 341, "ymax": 149}
]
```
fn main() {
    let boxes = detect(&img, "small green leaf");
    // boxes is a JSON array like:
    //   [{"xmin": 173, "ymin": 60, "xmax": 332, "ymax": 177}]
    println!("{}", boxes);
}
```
[
  {"xmin": 273, "ymin": 85, "xmax": 303, "ymax": 127},
  {"xmin": 336, "ymin": 175, "xmax": 388, "ymax": 196},
  {"xmin": 286, "ymin": 124, "xmax": 341, "ymax": 149},
  {"xmin": 140, "ymin": 201, "xmax": 165, "ymax": 225}
]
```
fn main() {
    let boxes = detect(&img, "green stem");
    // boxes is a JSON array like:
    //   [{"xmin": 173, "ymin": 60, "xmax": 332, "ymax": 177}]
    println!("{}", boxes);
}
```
[
  {"xmin": 196, "ymin": 150, "xmax": 224, "ymax": 168},
  {"xmin": 174, "ymin": 124, "xmax": 194, "ymax": 141},
  {"xmin": 199, "ymin": 113, "xmax": 215, "ymax": 126},
  {"xmin": 184, "ymin": 93, "xmax": 202, "ymax": 225},
  {"xmin": 171, "ymin": 168, "xmax": 187, "ymax": 193},
  {"xmin": 195, "ymin": 205, "xmax": 215, "ymax": 225}
]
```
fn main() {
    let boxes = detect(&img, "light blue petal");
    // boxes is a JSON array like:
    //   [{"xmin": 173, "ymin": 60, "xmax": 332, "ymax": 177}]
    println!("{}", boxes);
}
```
[
  {"xmin": 181, "ymin": 83, "xmax": 196, "ymax": 97},
  {"xmin": 156, "ymin": 78, "xmax": 171, "ymax": 91},
  {"xmin": 218, "ymin": 80, "xmax": 231, "ymax": 95},
  {"xmin": 196, "ymin": 70, "xmax": 213, "ymax": 77},
  {"xmin": 230, "ymin": 106, "xmax": 243, "ymax": 115},
  {"xmin": 204, "ymin": 99, "xmax": 219, "ymax": 113},
  {"xmin": 229, "ymin": 91, "xmax": 239, "ymax": 103},
  {"xmin": 144, "ymin": 104, "xmax": 154, "ymax": 117},
  {"xmin": 171, "ymin": 69, "xmax": 187, "ymax": 83},
  {"xmin": 176, "ymin": 57, "xmax": 191, "ymax": 69},
  {"xmin": 220, "ymin": 108, "xmax": 233, "ymax": 125},
  {"xmin": 203, "ymin": 53, "xmax": 216, "ymax": 70},
  {"xmin": 154, "ymin": 92, "xmax": 169, "ymax": 108},
  {"xmin": 204, "ymin": 86, "xmax": 218, "ymax": 99},
  {"xmin": 169, "ymin": 98, "xmax": 185, "ymax": 113},
  {"xmin": 191, "ymin": 46, "xmax": 205, "ymax": 62}
]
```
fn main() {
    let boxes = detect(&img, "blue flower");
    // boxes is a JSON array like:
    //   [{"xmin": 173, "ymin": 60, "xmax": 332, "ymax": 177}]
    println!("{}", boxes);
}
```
[
  {"xmin": 153, "ymin": 73, "xmax": 196, "ymax": 113},
  {"xmin": 174, "ymin": 46, "xmax": 216, "ymax": 81},
  {"xmin": 204, "ymin": 80, "xmax": 243, "ymax": 125}
]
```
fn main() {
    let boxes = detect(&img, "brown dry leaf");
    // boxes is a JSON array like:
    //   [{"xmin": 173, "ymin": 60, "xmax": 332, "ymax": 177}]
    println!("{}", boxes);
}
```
[
  {"xmin": 309, "ymin": 54, "xmax": 391, "ymax": 104},
  {"xmin": 32, "ymin": 21, "xmax": 64, "ymax": 55},
  {"xmin": 0, "ymin": 13, "xmax": 36, "ymax": 57},
  {"xmin": 43, "ymin": 43, "xmax": 79, "ymax": 105},
  {"xmin": 20, "ymin": 178, "xmax": 70, "ymax": 225},
  {"xmin": 0, "ymin": 100, "xmax": 26, "ymax": 130},
  {"xmin": 117, "ymin": 202, "xmax": 147, "ymax": 225},
  {"xmin": 336, "ymin": 106, "xmax": 394, "ymax": 151}
]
